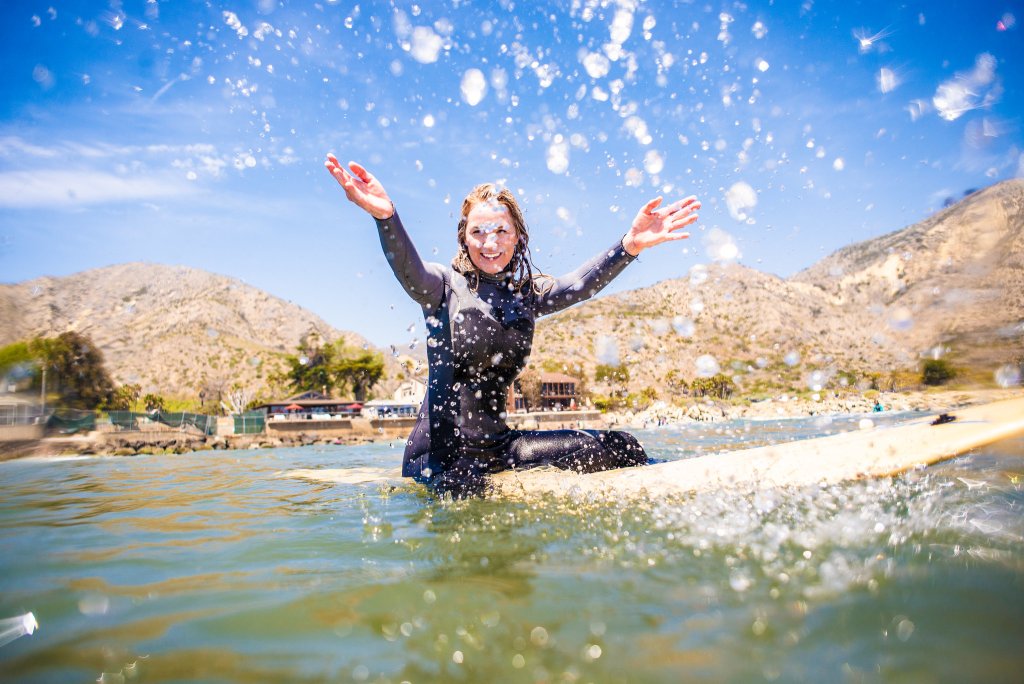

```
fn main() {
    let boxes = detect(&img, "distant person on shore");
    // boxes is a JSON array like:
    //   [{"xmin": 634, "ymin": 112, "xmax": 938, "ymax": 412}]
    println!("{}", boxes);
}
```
[{"xmin": 325, "ymin": 154, "xmax": 700, "ymax": 496}]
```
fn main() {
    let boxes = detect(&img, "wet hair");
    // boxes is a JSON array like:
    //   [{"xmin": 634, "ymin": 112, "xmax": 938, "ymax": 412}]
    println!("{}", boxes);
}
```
[{"xmin": 452, "ymin": 183, "xmax": 552, "ymax": 296}]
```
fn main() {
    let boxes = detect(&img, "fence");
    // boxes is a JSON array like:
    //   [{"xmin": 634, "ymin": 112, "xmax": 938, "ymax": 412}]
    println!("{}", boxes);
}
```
[
  {"xmin": 47, "ymin": 409, "xmax": 96, "ymax": 434},
  {"xmin": 0, "ymin": 403, "xmax": 44, "ymax": 426},
  {"xmin": 107, "ymin": 411, "xmax": 218, "ymax": 436},
  {"xmin": 233, "ymin": 411, "xmax": 266, "ymax": 434},
  {"xmin": 0, "ymin": 404, "xmax": 96, "ymax": 434}
]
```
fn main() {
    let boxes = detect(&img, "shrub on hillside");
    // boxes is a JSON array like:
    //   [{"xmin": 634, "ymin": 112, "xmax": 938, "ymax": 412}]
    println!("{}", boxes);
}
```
[{"xmin": 922, "ymin": 358, "xmax": 956, "ymax": 386}]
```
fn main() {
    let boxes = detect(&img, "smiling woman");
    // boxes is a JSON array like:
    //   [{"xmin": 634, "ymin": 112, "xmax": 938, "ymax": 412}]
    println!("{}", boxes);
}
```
[{"xmin": 325, "ymin": 153, "xmax": 700, "ymax": 496}]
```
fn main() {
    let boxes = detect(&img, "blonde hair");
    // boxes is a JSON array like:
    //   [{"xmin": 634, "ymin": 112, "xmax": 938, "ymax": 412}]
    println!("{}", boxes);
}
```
[{"xmin": 452, "ymin": 183, "xmax": 550, "ymax": 295}]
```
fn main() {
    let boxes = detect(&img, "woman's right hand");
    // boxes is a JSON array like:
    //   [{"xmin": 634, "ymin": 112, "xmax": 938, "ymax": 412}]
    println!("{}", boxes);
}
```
[{"xmin": 324, "ymin": 154, "xmax": 394, "ymax": 220}]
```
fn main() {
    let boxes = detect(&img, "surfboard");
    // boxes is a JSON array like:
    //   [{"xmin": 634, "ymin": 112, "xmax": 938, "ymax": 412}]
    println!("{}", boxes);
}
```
[{"xmin": 283, "ymin": 396, "xmax": 1024, "ymax": 497}]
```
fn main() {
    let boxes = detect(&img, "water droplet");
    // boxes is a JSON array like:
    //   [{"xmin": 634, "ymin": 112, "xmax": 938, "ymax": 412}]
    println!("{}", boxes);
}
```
[
  {"xmin": 729, "ymin": 572, "xmax": 751, "ymax": 592},
  {"xmin": 410, "ymin": 26, "xmax": 443, "ymax": 64},
  {"xmin": 695, "ymin": 354, "xmax": 720, "ymax": 377},
  {"xmin": 460, "ymin": 68, "xmax": 487, "ymax": 106},
  {"xmin": 887, "ymin": 307, "xmax": 913, "ymax": 331},
  {"xmin": 546, "ymin": 137, "xmax": 570, "ymax": 174},
  {"xmin": 672, "ymin": 316, "xmax": 695, "ymax": 337},
  {"xmin": 594, "ymin": 335, "xmax": 620, "ymax": 366},
  {"xmin": 896, "ymin": 618, "xmax": 915, "ymax": 642},
  {"xmin": 725, "ymin": 181, "xmax": 757, "ymax": 222},
  {"xmin": 995, "ymin": 365, "xmax": 1021, "ymax": 387}
]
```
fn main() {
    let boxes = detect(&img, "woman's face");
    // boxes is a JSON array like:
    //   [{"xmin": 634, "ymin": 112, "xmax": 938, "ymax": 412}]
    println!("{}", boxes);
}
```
[{"xmin": 464, "ymin": 202, "xmax": 518, "ymax": 275}]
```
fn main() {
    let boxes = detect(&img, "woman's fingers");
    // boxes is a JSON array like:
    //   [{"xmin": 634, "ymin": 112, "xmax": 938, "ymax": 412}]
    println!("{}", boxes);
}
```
[
  {"xmin": 347, "ymin": 161, "xmax": 374, "ymax": 184},
  {"xmin": 642, "ymin": 196, "xmax": 663, "ymax": 214}
]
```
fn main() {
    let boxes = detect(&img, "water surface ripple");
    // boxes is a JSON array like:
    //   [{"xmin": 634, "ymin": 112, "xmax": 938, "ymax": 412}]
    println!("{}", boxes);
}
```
[{"xmin": 1, "ymin": 417, "xmax": 1022, "ymax": 683}]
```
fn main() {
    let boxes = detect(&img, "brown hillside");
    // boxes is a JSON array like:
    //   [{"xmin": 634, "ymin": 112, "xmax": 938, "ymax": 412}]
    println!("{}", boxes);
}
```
[
  {"xmin": 531, "ymin": 179, "xmax": 1024, "ymax": 399},
  {"xmin": 0, "ymin": 263, "xmax": 385, "ymax": 403}
]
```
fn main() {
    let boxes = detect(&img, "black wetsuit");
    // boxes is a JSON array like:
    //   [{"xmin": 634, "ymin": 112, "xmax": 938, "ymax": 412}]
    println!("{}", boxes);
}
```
[{"xmin": 376, "ymin": 210, "xmax": 647, "ymax": 495}]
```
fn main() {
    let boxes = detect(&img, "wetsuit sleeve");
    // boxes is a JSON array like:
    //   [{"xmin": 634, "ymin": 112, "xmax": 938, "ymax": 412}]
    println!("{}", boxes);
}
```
[
  {"xmin": 533, "ymin": 237, "xmax": 636, "ymax": 316},
  {"xmin": 375, "ymin": 210, "xmax": 447, "ymax": 308}
]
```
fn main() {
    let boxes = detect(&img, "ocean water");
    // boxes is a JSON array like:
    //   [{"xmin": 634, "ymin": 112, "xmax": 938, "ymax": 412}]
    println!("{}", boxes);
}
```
[{"xmin": 1, "ymin": 414, "xmax": 1022, "ymax": 683}]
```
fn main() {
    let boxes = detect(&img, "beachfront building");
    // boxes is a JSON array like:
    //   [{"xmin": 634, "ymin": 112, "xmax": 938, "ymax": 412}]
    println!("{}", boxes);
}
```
[
  {"xmin": 254, "ymin": 391, "xmax": 363, "ymax": 422},
  {"xmin": 509, "ymin": 372, "xmax": 581, "ymax": 412},
  {"xmin": 361, "ymin": 378, "xmax": 425, "ymax": 419}
]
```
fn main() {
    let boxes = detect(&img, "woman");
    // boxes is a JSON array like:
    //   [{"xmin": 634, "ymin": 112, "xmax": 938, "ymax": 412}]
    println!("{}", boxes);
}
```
[{"xmin": 325, "ymin": 154, "xmax": 700, "ymax": 496}]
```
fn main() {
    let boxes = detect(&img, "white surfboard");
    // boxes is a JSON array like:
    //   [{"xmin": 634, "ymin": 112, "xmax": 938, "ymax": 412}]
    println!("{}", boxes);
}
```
[{"xmin": 283, "ymin": 396, "xmax": 1024, "ymax": 497}]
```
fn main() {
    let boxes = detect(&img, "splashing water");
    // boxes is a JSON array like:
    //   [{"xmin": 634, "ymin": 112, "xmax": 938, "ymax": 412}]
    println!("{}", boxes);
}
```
[{"xmin": 0, "ymin": 613, "xmax": 38, "ymax": 648}]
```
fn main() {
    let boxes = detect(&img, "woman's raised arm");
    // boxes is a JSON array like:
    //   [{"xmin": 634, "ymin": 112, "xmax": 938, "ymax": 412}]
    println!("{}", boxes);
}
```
[{"xmin": 324, "ymin": 154, "xmax": 444, "ymax": 308}]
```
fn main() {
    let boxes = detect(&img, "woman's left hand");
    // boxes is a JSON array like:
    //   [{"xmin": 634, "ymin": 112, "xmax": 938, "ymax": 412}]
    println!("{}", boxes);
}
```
[{"xmin": 622, "ymin": 196, "xmax": 700, "ymax": 256}]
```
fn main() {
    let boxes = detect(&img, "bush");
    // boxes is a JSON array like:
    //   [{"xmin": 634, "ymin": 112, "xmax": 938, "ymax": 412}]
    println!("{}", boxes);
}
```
[
  {"xmin": 594, "ymin": 364, "xmax": 629, "ymax": 384},
  {"xmin": 922, "ymin": 359, "xmax": 955, "ymax": 386}
]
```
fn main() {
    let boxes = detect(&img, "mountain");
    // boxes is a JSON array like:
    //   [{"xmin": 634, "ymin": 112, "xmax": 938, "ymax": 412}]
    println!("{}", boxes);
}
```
[
  {"xmin": 2, "ymin": 180, "xmax": 1020, "ymax": 405},
  {"xmin": 0, "ymin": 263, "xmax": 380, "ymax": 403},
  {"xmin": 789, "ymin": 179, "xmax": 1024, "ymax": 369},
  {"xmin": 530, "ymin": 179, "xmax": 1024, "ymax": 397}
]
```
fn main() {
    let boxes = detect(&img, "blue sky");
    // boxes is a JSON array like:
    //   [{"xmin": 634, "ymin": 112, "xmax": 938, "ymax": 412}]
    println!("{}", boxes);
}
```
[{"xmin": 1, "ymin": 0, "xmax": 1021, "ymax": 348}]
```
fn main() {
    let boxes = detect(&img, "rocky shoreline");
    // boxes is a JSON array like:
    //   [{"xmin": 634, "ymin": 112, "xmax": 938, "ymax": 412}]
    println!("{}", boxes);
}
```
[
  {"xmin": 603, "ymin": 388, "xmax": 1023, "ymax": 428},
  {"xmin": 4, "ymin": 389, "xmax": 1019, "ymax": 460}
]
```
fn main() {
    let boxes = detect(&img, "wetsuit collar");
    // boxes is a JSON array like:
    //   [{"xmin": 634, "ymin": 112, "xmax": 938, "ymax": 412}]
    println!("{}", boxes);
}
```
[{"xmin": 477, "ymin": 269, "xmax": 513, "ymax": 285}]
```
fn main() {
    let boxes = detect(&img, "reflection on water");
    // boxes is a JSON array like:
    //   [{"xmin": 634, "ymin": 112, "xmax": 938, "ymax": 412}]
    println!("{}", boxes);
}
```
[{"xmin": 0, "ymin": 420, "xmax": 1022, "ymax": 683}]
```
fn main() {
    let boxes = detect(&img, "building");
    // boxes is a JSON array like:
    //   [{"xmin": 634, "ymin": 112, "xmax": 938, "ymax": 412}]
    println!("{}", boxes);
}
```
[
  {"xmin": 360, "ymin": 378, "xmax": 425, "ymax": 419},
  {"xmin": 254, "ymin": 391, "xmax": 363, "ymax": 422},
  {"xmin": 510, "ymin": 372, "xmax": 582, "ymax": 412}
]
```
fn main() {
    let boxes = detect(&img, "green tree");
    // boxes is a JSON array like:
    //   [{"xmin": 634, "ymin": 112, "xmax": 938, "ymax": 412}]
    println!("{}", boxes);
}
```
[
  {"xmin": 922, "ymin": 359, "xmax": 955, "ymax": 386},
  {"xmin": 0, "ymin": 341, "xmax": 33, "ymax": 375},
  {"xmin": 26, "ymin": 332, "xmax": 115, "ymax": 409},
  {"xmin": 691, "ymin": 374, "xmax": 734, "ymax": 399},
  {"xmin": 142, "ymin": 393, "xmax": 166, "ymax": 412},
  {"xmin": 0, "ymin": 341, "xmax": 35, "ymax": 390},
  {"xmin": 109, "ymin": 383, "xmax": 142, "ymax": 411},
  {"xmin": 516, "ymin": 368, "xmax": 543, "ymax": 412},
  {"xmin": 283, "ymin": 336, "xmax": 384, "ymax": 400},
  {"xmin": 333, "ymin": 345, "xmax": 385, "ymax": 401},
  {"xmin": 284, "ymin": 332, "xmax": 336, "ymax": 394}
]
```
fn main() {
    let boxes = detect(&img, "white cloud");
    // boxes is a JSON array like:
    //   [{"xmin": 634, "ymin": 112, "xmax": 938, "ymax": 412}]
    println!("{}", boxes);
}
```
[
  {"xmin": 0, "ymin": 169, "xmax": 196, "ymax": 208},
  {"xmin": 0, "ymin": 136, "xmax": 60, "ymax": 158}
]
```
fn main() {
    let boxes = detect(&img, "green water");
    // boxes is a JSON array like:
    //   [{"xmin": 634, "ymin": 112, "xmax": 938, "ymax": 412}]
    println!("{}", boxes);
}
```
[{"xmin": 1, "ymin": 415, "xmax": 1022, "ymax": 683}]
